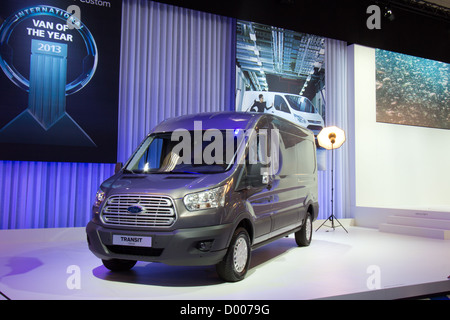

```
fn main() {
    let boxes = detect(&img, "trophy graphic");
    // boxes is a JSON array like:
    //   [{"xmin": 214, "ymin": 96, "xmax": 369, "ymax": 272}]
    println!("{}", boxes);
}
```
[{"xmin": 0, "ymin": 5, "xmax": 98, "ymax": 147}]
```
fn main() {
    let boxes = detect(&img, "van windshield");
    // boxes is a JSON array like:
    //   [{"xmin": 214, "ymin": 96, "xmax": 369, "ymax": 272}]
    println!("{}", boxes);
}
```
[
  {"xmin": 124, "ymin": 130, "xmax": 241, "ymax": 174},
  {"xmin": 285, "ymin": 95, "xmax": 317, "ymax": 113}
]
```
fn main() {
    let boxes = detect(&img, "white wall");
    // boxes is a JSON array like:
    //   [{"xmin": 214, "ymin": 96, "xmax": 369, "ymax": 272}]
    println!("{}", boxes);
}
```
[{"xmin": 348, "ymin": 45, "xmax": 450, "ymax": 226}]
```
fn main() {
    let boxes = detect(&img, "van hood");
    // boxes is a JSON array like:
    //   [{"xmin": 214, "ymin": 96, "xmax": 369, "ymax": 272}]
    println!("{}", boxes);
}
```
[{"xmin": 101, "ymin": 172, "xmax": 232, "ymax": 199}]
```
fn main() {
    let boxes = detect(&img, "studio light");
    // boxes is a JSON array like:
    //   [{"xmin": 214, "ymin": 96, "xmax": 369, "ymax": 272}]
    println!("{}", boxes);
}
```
[
  {"xmin": 316, "ymin": 126, "xmax": 348, "ymax": 233},
  {"xmin": 317, "ymin": 126, "xmax": 346, "ymax": 150}
]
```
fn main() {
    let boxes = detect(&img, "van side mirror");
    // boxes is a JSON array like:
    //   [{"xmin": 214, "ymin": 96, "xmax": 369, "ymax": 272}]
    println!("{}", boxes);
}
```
[
  {"xmin": 247, "ymin": 163, "xmax": 268, "ymax": 187},
  {"xmin": 114, "ymin": 162, "xmax": 123, "ymax": 174}
]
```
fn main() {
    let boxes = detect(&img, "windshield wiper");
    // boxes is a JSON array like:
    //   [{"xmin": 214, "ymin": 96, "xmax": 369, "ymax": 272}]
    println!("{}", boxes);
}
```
[
  {"xmin": 122, "ymin": 169, "xmax": 209, "ymax": 175},
  {"xmin": 172, "ymin": 170, "xmax": 202, "ymax": 174}
]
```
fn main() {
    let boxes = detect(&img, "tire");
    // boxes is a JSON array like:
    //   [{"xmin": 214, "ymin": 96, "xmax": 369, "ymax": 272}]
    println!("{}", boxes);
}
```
[
  {"xmin": 102, "ymin": 259, "xmax": 137, "ymax": 272},
  {"xmin": 216, "ymin": 227, "xmax": 251, "ymax": 282},
  {"xmin": 295, "ymin": 213, "xmax": 312, "ymax": 247}
]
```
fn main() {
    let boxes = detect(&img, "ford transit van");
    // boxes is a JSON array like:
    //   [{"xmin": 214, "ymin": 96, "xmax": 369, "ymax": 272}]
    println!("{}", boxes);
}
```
[
  {"xmin": 239, "ymin": 91, "xmax": 324, "ymax": 135},
  {"xmin": 86, "ymin": 112, "xmax": 319, "ymax": 282}
]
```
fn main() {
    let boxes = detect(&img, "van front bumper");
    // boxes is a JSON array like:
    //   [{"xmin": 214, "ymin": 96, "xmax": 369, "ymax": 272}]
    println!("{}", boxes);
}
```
[{"xmin": 86, "ymin": 221, "xmax": 233, "ymax": 266}]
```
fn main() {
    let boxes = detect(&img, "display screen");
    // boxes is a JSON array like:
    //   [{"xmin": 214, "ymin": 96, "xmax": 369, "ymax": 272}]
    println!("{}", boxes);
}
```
[
  {"xmin": 234, "ymin": 20, "xmax": 326, "ymax": 170},
  {"xmin": 376, "ymin": 48, "xmax": 450, "ymax": 130},
  {"xmin": 0, "ymin": 0, "xmax": 122, "ymax": 163}
]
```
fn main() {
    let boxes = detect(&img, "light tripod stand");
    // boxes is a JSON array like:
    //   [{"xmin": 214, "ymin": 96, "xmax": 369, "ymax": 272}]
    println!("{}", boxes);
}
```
[{"xmin": 315, "ymin": 126, "xmax": 348, "ymax": 233}]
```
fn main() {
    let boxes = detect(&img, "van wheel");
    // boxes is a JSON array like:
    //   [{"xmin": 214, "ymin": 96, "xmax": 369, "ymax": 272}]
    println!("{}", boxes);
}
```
[
  {"xmin": 295, "ymin": 214, "xmax": 312, "ymax": 247},
  {"xmin": 102, "ymin": 259, "xmax": 136, "ymax": 271},
  {"xmin": 216, "ymin": 228, "xmax": 251, "ymax": 282}
]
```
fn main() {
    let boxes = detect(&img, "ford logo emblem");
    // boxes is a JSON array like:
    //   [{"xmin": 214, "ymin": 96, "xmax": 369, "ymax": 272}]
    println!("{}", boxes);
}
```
[{"xmin": 127, "ymin": 206, "xmax": 144, "ymax": 214}]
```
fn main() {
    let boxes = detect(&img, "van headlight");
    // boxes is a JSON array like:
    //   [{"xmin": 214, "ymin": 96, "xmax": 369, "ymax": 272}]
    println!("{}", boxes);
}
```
[
  {"xmin": 94, "ymin": 188, "xmax": 106, "ymax": 207},
  {"xmin": 294, "ymin": 114, "xmax": 308, "ymax": 124},
  {"xmin": 183, "ymin": 186, "xmax": 226, "ymax": 211}
]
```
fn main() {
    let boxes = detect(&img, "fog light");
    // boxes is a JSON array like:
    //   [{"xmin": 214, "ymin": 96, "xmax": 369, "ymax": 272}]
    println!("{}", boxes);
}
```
[{"xmin": 197, "ymin": 240, "xmax": 214, "ymax": 252}]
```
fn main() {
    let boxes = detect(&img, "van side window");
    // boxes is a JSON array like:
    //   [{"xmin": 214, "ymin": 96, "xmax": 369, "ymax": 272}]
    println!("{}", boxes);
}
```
[
  {"xmin": 248, "ymin": 118, "xmax": 272, "ymax": 165},
  {"xmin": 274, "ymin": 95, "xmax": 291, "ymax": 114},
  {"xmin": 258, "ymin": 130, "xmax": 270, "ymax": 164},
  {"xmin": 272, "ymin": 118, "xmax": 315, "ymax": 174},
  {"xmin": 296, "ymin": 140, "xmax": 316, "ymax": 174}
]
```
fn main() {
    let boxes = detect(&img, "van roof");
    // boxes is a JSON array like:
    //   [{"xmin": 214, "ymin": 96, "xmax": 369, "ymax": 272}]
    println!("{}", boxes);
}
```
[{"xmin": 152, "ymin": 112, "xmax": 260, "ymax": 133}]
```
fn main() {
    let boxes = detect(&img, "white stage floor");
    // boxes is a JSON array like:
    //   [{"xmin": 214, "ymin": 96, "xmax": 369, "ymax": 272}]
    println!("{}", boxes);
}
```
[{"xmin": 0, "ymin": 222, "xmax": 449, "ymax": 300}]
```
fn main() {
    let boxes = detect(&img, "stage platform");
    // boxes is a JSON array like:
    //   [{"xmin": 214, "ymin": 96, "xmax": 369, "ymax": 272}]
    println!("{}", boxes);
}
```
[{"xmin": 0, "ymin": 221, "xmax": 449, "ymax": 300}]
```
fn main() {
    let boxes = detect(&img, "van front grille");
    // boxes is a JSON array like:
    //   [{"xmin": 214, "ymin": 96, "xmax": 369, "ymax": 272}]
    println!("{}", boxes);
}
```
[{"xmin": 101, "ymin": 194, "xmax": 176, "ymax": 228}]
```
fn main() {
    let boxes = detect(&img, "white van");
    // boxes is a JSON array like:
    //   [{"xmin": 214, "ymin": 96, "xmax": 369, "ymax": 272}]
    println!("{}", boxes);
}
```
[{"xmin": 239, "ymin": 91, "xmax": 324, "ymax": 135}]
